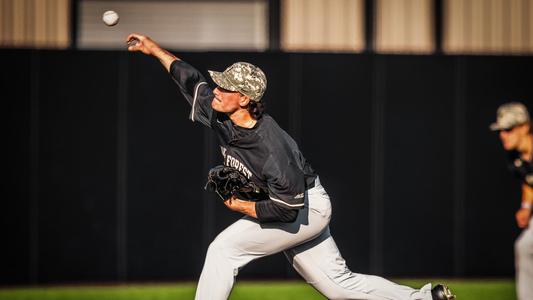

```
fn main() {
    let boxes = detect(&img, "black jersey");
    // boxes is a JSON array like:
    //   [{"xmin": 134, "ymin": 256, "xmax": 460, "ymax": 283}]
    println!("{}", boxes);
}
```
[
  {"xmin": 507, "ymin": 150, "xmax": 533, "ymax": 187},
  {"xmin": 170, "ymin": 60, "xmax": 317, "ymax": 210}
]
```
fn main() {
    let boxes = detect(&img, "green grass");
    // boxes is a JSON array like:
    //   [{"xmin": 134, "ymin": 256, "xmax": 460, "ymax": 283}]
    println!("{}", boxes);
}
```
[{"xmin": 0, "ymin": 279, "xmax": 516, "ymax": 300}]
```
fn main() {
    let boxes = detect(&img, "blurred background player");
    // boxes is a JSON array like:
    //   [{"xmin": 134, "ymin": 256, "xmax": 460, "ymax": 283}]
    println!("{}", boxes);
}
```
[{"xmin": 490, "ymin": 102, "xmax": 533, "ymax": 300}]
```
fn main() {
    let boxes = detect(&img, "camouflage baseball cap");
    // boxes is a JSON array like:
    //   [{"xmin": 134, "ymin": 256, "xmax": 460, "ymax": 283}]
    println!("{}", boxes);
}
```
[
  {"xmin": 208, "ymin": 62, "xmax": 267, "ymax": 102},
  {"xmin": 490, "ymin": 102, "xmax": 530, "ymax": 131}
]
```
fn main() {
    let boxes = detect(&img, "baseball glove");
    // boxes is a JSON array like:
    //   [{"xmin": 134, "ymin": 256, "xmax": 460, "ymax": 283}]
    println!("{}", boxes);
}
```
[{"xmin": 205, "ymin": 165, "xmax": 260, "ymax": 200}]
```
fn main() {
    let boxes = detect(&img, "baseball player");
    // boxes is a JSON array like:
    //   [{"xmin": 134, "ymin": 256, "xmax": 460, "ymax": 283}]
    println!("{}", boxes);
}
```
[
  {"xmin": 126, "ymin": 33, "xmax": 455, "ymax": 300},
  {"xmin": 490, "ymin": 102, "xmax": 533, "ymax": 300}
]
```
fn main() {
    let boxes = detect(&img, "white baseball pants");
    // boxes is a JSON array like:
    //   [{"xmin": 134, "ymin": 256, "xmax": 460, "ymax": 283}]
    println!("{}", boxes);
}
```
[
  {"xmin": 195, "ymin": 178, "xmax": 433, "ymax": 300},
  {"xmin": 515, "ymin": 217, "xmax": 533, "ymax": 300}
]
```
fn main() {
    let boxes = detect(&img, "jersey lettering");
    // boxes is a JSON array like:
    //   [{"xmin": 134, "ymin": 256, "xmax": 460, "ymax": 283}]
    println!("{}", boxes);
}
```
[
  {"xmin": 221, "ymin": 146, "xmax": 227, "ymax": 158},
  {"xmin": 220, "ymin": 146, "xmax": 253, "ymax": 179}
]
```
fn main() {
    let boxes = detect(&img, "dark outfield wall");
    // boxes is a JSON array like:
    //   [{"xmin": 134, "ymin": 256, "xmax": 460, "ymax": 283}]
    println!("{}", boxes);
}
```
[{"xmin": 3, "ymin": 49, "xmax": 532, "ymax": 284}]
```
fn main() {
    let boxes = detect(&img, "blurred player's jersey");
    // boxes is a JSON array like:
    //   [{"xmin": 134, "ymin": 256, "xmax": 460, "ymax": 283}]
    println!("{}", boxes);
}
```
[{"xmin": 507, "ymin": 150, "xmax": 533, "ymax": 187}]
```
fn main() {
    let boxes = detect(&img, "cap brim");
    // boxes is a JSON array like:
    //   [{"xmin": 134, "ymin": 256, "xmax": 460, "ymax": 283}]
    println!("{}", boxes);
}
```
[
  {"xmin": 489, "ymin": 122, "xmax": 512, "ymax": 131},
  {"xmin": 208, "ymin": 70, "xmax": 238, "ymax": 92}
]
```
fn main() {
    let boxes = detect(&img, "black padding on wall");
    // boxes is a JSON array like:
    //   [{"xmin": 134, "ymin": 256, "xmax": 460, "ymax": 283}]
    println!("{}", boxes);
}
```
[
  {"xmin": 381, "ymin": 55, "xmax": 456, "ymax": 276},
  {"xmin": 36, "ymin": 51, "xmax": 119, "ymax": 282},
  {"xmin": 2, "ymin": 50, "xmax": 32, "ymax": 284},
  {"xmin": 125, "ymin": 54, "xmax": 206, "ymax": 280}
]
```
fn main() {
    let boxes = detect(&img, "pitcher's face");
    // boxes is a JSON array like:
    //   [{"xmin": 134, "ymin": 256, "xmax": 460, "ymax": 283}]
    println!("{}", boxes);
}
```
[{"xmin": 212, "ymin": 87, "xmax": 245, "ymax": 113}]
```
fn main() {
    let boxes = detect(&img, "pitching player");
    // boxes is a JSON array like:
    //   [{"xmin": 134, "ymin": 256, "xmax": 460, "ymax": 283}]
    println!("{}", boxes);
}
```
[
  {"xmin": 490, "ymin": 102, "xmax": 533, "ymax": 300},
  {"xmin": 126, "ymin": 33, "xmax": 455, "ymax": 300}
]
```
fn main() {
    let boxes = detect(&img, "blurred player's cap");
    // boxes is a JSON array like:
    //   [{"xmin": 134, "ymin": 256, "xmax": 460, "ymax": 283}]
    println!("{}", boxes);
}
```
[
  {"xmin": 490, "ymin": 102, "xmax": 530, "ymax": 131},
  {"xmin": 208, "ymin": 62, "xmax": 267, "ymax": 102}
]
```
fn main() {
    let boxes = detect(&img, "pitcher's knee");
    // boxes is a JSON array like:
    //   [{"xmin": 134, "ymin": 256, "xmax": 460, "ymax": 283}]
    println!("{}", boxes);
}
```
[
  {"xmin": 204, "ymin": 238, "xmax": 242, "ymax": 274},
  {"xmin": 206, "ymin": 238, "xmax": 230, "ymax": 260}
]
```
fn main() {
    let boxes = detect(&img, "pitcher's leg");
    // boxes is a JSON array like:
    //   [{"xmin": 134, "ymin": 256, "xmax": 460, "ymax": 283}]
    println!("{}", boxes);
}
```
[
  {"xmin": 195, "ymin": 240, "xmax": 237, "ymax": 300},
  {"xmin": 194, "ymin": 218, "xmax": 261, "ymax": 300},
  {"xmin": 285, "ymin": 228, "xmax": 433, "ymax": 300},
  {"xmin": 195, "ymin": 204, "xmax": 330, "ymax": 300},
  {"xmin": 515, "ymin": 222, "xmax": 533, "ymax": 300}
]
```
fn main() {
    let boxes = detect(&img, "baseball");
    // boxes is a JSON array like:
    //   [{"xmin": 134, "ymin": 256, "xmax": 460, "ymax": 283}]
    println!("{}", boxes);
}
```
[{"xmin": 102, "ymin": 10, "xmax": 119, "ymax": 26}]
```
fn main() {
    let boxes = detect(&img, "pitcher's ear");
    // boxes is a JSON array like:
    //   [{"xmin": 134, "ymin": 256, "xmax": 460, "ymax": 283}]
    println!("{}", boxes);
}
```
[{"xmin": 240, "ymin": 95, "xmax": 251, "ymax": 106}]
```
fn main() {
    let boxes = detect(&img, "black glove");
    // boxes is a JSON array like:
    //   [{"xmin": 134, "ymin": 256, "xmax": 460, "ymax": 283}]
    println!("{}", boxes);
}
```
[{"xmin": 205, "ymin": 165, "xmax": 260, "ymax": 200}]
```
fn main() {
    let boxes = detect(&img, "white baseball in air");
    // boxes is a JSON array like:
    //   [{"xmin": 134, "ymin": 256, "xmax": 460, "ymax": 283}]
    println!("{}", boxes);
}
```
[{"xmin": 102, "ymin": 10, "xmax": 119, "ymax": 26}]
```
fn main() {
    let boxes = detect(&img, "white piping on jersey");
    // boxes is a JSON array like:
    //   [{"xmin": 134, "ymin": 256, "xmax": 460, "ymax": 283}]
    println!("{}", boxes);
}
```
[
  {"xmin": 190, "ymin": 82, "xmax": 207, "ymax": 122},
  {"xmin": 269, "ymin": 197, "xmax": 304, "ymax": 208}
]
